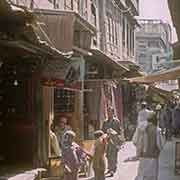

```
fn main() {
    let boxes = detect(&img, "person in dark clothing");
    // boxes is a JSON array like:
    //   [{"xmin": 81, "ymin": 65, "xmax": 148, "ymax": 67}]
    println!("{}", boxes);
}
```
[
  {"xmin": 102, "ymin": 107, "xmax": 121, "ymax": 134},
  {"xmin": 172, "ymin": 103, "xmax": 180, "ymax": 137},
  {"xmin": 164, "ymin": 105, "xmax": 173, "ymax": 140}
]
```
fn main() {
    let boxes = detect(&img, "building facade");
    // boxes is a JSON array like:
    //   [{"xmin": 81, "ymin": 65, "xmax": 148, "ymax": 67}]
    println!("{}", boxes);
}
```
[
  {"xmin": 98, "ymin": 0, "xmax": 139, "ymax": 63},
  {"xmin": 0, "ymin": 1, "xmax": 141, "ymax": 177},
  {"xmin": 12, "ymin": 0, "xmax": 139, "ymax": 62},
  {"xmin": 10, "ymin": 0, "xmax": 140, "ymax": 139},
  {"xmin": 136, "ymin": 19, "xmax": 173, "ymax": 73}
]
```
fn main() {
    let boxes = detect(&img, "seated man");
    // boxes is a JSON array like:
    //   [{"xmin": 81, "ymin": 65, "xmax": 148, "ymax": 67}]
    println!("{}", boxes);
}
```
[{"xmin": 55, "ymin": 116, "xmax": 71, "ymax": 148}]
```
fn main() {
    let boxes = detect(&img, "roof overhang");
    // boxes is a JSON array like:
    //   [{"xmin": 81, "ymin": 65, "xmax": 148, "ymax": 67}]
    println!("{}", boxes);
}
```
[
  {"xmin": 88, "ymin": 49, "xmax": 128, "ymax": 72},
  {"xmin": 118, "ymin": 60, "xmax": 145, "ymax": 78},
  {"xmin": 128, "ymin": 65, "xmax": 180, "ymax": 83},
  {"xmin": 147, "ymin": 86, "xmax": 172, "ymax": 102},
  {"xmin": 0, "ymin": 1, "xmax": 70, "ymax": 59},
  {"xmin": 0, "ymin": 39, "xmax": 69, "ymax": 58}
]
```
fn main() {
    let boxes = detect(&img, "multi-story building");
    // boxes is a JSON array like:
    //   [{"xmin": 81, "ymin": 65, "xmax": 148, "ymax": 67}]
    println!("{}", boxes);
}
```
[
  {"xmin": 0, "ymin": 1, "xmax": 141, "ymax": 177},
  {"xmin": 98, "ymin": 0, "xmax": 139, "ymax": 64},
  {"xmin": 135, "ymin": 19, "xmax": 178, "ymax": 91},
  {"xmin": 136, "ymin": 19, "xmax": 173, "ymax": 73},
  {"xmin": 12, "ymin": 0, "xmax": 139, "ymax": 62}
]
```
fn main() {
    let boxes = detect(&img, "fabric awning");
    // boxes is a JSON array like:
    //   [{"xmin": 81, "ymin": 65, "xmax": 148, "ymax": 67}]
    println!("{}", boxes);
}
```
[
  {"xmin": 146, "ymin": 86, "xmax": 173, "ymax": 103},
  {"xmin": 128, "ymin": 65, "xmax": 180, "ymax": 83},
  {"xmin": 148, "ymin": 86, "xmax": 172, "ymax": 97}
]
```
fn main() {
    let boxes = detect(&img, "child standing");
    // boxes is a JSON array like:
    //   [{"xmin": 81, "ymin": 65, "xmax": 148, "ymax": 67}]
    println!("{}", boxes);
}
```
[
  {"xmin": 61, "ymin": 130, "xmax": 91, "ymax": 180},
  {"xmin": 92, "ymin": 130, "xmax": 107, "ymax": 180}
]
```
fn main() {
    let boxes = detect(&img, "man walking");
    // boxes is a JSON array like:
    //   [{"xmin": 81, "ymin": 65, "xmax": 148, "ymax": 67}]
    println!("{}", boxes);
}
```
[
  {"xmin": 135, "ymin": 112, "xmax": 163, "ymax": 180},
  {"xmin": 172, "ymin": 103, "xmax": 180, "ymax": 137},
  {"xmin": 102, "ymin": 106, "xmax": 121, "ymax": 177},
  {"xmin": 133, "ymin": 102, "xmax": 152, "ymax": 157}
]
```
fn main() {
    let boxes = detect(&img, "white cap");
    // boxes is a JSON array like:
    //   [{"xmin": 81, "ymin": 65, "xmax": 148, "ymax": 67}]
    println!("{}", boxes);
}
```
[
  {"xmin": 64, "ymin": 130, "xmax": 76, "ymax": 137},
  {"xmin": 155, "ymin": 104, "xmax": 162, "ymax": 110}
]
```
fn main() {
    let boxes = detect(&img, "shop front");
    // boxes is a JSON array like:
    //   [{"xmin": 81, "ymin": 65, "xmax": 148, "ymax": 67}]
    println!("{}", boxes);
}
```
[
  {"xmin": 0, "ymin": 1, "xmax": 72, "ymax": 178},
  {"xmin": 84, "ymin": 49, "xmax": 127, "ymax": 139}
]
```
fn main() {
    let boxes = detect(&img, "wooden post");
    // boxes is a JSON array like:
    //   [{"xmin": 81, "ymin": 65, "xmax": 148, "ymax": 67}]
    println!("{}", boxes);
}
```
[
  {"xmin": 35, "ymin": 78, "xmax": 44, "ymax": 166},
  {"xmin": 72, "ymin": 92, "xmax": 81, "ymax": 141},
  {"xmin": 35, "ymin": 75, "xmax": 50, "ymax": 167},
  {"xmin": 71, "ymin": 56, "xmax": 85, "ymax": 141},
  {"xmin": 80, "ymin": 55, "xmax": 85, "ymax": 140},
  {"xmin": 42, "ymin": 86, "xmax": 54, "ymax": 158}
]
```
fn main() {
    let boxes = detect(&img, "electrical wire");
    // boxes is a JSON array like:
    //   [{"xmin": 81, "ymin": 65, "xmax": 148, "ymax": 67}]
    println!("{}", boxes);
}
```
[{"xmin": 8, "ymin": 0, "xmax": 59, "ymax": 52}]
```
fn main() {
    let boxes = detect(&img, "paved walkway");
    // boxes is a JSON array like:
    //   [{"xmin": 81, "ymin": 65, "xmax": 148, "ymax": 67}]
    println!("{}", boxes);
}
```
[
  {"xmin": 159, "ymin": 138, "xmax": 180, "ymax": 180},
  {"xmin": 80, "ymin": 139, "xmax": 180, "ymax": 180}
]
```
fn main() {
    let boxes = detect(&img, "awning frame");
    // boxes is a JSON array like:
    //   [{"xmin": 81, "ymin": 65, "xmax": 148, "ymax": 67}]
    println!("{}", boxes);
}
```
[{"xmin": 128, "ymin": 65, "xmax": 180, "ymax": 83}]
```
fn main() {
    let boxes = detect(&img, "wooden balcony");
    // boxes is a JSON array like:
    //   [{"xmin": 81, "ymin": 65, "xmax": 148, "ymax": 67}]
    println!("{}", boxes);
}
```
[{"xmin": 34, "ymin": 9, "xmax": 96, "ymax": 53}]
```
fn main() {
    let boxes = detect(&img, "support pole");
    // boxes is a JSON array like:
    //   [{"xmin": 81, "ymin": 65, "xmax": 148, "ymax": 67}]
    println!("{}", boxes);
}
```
[{"xmin": 79, "ymin": 55, "xmax": 85, "ymax": 140}]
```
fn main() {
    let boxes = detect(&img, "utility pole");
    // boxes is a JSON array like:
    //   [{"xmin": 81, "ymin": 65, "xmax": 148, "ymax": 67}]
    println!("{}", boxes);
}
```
[{"xmin": 79, "ymin": 55, "xmax": 85, "ymax": 140}]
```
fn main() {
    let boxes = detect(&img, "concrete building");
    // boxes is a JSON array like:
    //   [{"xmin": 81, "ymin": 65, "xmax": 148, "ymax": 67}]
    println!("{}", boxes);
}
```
[
  {"xmin": 136, "ymin": 19, "xmax": 173, "ymax": 73},
  {"xmin": 135, "ymin": 19, "xmax": 178, "ymax": 91}
]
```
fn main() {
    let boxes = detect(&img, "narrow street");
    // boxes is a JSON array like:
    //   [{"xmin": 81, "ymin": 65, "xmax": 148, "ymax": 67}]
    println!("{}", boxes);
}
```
[
  {"xmin": 107, "ymin": 141, "xmax": 138, "ymax": 180},
  {"xmin": 1, "ymin": 0, "xmax": 180, "ymax": 179},
  {"xmin": 81, "ymin": 139, "xmax": 180, "ymax": 180}
]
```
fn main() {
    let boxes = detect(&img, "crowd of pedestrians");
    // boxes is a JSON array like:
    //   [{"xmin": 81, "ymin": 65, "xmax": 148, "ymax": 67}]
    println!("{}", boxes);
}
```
[
  {"xmin": 49, "ymin": 107, "xmax": 124, "ymax": 180},
  {"xmin": 49, "ymin": 98, "xmax": 180, "ymax": 180},
  {"xmin": 133, "ymin": 102, "xmax": 163, "ymax": 180},
  {"xmin": 132, "ymin": 99, "xmax": 180, "ymax": 180},
  {"xmin": 155, "ymin": 100, "xmax": 180, "ymax": 140}
]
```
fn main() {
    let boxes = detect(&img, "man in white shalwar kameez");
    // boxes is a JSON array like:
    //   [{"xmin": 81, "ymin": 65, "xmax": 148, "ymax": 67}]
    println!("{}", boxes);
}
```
[
  {"xmin": 135, "ymin": 112, "xmax": 163, "ymax": 180},
  {"xmin": 132, "ymin": 102, "xmax": 152, "ymax": 157}
]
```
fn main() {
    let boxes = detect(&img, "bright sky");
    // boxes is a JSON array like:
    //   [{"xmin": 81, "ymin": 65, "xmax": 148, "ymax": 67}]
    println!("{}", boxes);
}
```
[{"xmin": 139, "ymin": 0, "xmax": 178, "ymax": 42}]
